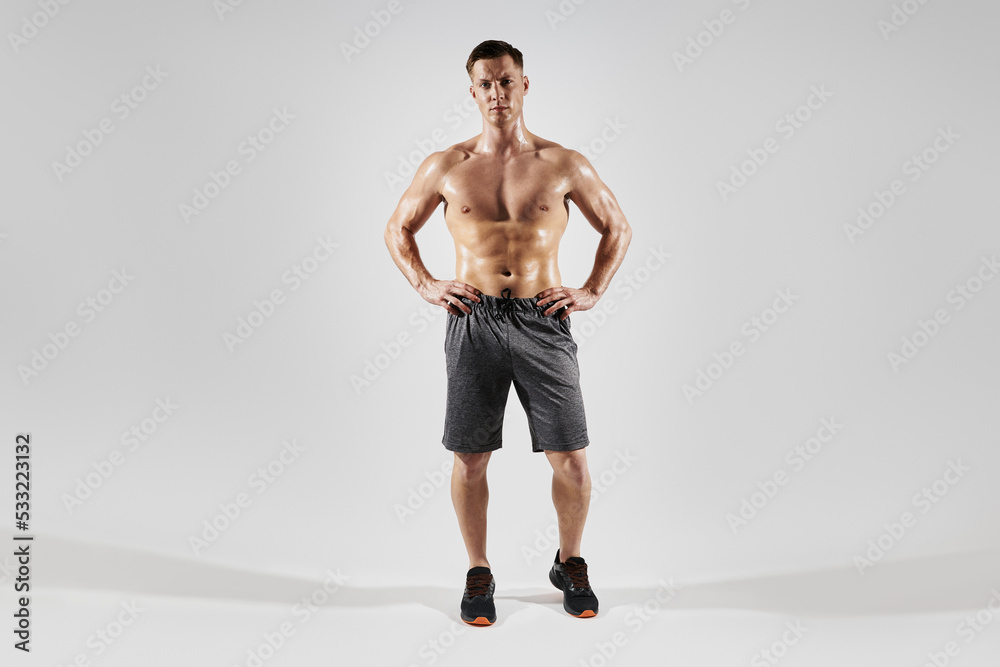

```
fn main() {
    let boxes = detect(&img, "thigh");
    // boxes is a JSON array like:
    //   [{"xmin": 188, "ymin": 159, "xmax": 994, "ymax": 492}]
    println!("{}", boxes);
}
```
[
  {"xmin": 508, "ymin": 313, "xmax": 589, "ymax": 453},
  {"xmin": 442, "ymin": 306, "xmax": 512, "ymax": 453}
]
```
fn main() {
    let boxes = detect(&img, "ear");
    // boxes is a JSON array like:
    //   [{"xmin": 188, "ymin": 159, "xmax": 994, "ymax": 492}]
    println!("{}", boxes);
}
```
[
  {"xmin": 469, "ymin": 84, "xmax": 476, "ymax": 99},
  {"xmin": 523, "ymin": 75, "xmax": 529, "ymax": 95}
]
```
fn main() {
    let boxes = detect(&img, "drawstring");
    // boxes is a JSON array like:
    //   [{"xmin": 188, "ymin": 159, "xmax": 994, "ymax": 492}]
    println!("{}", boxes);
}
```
[{"xmin": 499, "ymin": 288, "xmax": 513, "ymax": 321}]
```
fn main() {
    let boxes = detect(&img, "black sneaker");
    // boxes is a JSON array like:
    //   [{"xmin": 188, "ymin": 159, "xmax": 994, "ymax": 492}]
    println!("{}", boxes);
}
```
[
  {"xmin": 460, "ymin": 566, "xmax": 496, "ymax": 625},
  {"xmin": 548, "ymin": 549, "xmax": 598, "ymax": 617}
]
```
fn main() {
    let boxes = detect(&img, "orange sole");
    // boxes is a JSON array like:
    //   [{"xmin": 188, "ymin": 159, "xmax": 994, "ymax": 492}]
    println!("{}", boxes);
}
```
[
  {"xmin": 463, "ymin": 617, "xmax": 494, "ymax": 626},
  {"xmin": 572, "ymin": 610, "xmax": 597, "ymax": 618}
]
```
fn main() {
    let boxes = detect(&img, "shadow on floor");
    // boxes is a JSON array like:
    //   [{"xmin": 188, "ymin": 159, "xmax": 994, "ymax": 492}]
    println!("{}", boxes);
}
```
[{"xmin": 24, "ymin": 530, "xmax": 1000, "ymax": 617}]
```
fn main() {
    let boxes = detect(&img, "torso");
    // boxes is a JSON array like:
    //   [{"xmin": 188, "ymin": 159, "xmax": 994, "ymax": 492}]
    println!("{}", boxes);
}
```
[{"xmin": 440, "ymin": 137, "xmax": 572, "ymax": 298}]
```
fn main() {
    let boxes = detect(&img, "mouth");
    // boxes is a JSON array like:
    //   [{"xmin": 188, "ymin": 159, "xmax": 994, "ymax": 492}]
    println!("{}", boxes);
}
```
[{"xmin": 491, "ymin": 106, "xmax": 508, "ymax": 112}]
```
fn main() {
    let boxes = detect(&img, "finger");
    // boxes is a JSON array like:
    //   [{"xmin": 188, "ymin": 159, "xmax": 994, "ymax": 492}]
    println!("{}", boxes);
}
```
[
  {"xmin": 535, "ymin": 287, "xmax": 560, "ymax": 302},
  {"xmin": 536, "ymin": 288, "xmax": 564, "ymax": 308},
  {"xmin": 447, "ymin": 282, "xmax": 477, "ymax": 303},
  {"xmin": 458, "ymin": 283, "xmax": 481, "ymax": 302},
  {"xmin": 542, "ymin": 297, "xmax": 572, "ymax": 317},
  {"xmin": 448, "ymin": 297, "xmax": 472, "ymax": 315}
]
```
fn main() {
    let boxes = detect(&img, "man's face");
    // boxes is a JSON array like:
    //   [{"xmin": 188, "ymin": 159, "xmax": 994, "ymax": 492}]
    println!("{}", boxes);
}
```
[{"xmin": 469, "ymin": 55, "xmax": 528, "ymax": 127}]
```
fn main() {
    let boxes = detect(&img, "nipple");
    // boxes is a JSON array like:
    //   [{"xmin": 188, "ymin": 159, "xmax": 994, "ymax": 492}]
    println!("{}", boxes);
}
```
[{"xmin": 461, "ymin": 205, "xmax": 471, "ymax": 213}]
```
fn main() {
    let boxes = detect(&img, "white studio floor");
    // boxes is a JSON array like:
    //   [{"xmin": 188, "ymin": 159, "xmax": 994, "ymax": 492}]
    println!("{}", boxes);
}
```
[{"xmin": 21, "ymin": 539, "xmax": 1000, "ymax": 667}]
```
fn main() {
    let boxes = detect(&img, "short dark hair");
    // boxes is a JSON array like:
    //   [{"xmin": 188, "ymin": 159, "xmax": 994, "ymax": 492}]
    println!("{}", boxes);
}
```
[{"xmin": 466, "ymin": 40, "xmax": 523, "ymax": 79}]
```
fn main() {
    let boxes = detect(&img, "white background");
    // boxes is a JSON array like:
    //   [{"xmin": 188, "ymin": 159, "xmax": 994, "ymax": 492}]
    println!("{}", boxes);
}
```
[{"xmin": 2, "ymin": 0, "xmax": 999, "ymax": 665}]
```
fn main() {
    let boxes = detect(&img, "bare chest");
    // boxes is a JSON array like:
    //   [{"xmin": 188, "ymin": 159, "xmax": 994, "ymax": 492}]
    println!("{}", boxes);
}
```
[{"xmin": 442, "ymin": 156, "xmax": 568, "ymax": 223}]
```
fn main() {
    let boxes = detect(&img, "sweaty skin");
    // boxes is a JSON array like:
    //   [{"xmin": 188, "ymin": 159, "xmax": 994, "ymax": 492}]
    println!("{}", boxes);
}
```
[
  {"xmin": 442, "ymin": 136, "xmax": 569, "ymax": 299},
  {"xmin": 384, "ymin": 54, "xmax": 632, "ymax": 320},
  {"xmin": 383, "ymin": 51, "xmax": 633, "ymax": 572}
]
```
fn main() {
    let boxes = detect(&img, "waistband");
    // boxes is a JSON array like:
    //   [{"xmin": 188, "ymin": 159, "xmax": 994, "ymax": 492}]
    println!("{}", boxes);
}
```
[{"xmin": 459, "ymin": 288, "xmax": 551, "ymax": 318}]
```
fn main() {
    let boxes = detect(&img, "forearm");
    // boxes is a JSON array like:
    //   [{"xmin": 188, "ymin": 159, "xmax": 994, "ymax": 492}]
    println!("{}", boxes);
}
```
[
  {"xmin": 385, "ymin": 227, "xmax": 435, "ymax": 293},
  {"xmin": 582, "ymin": 223, "xmax": 632, "ymax": 299}
]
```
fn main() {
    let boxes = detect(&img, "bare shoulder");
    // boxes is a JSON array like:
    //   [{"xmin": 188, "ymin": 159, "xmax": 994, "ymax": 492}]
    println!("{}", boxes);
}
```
[
  {"xmin": 439, "ymin": 138, "xmax": 477, "ymax": 163},
  {"xmin": 537, "ymin": 146, "xmax": 602, "ymax": 194},
  {"xmin": 537, "ymin": 142, "xmax": 614, "ymax": 208},
  {"xmin": 420, "ymin": 142, "xmax": 470, "ymax": 175},
  {"xmin": 408, "ymin": 141, "xmax": 473, "ymax": 192},
  {"xmin": 530, "ymin": 139, "xmax": 594, "ymax": 175}
]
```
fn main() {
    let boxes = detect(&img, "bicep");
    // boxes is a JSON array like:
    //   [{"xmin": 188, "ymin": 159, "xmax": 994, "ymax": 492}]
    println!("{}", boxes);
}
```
[
  {"xmin": 386, "ymin": 155, "xmax": 445, "ymax": 236},
  {"xmin": 565, "ymin": 153, "xmax": 626, "ymax": 233}
]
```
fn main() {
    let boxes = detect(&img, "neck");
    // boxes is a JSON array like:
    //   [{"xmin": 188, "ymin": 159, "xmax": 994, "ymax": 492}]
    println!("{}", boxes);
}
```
[{"xmin": 477, "ymin": 115, "xmax": 532, "ymax": 156}]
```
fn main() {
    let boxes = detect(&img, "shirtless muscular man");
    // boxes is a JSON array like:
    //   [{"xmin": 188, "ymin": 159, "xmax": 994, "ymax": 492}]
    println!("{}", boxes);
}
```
[{"xmin": 384, "ymin": 40, "xmax": 632, "ymax": 625}]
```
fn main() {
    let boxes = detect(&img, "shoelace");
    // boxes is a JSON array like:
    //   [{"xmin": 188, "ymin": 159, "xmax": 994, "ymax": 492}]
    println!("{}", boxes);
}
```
[
  {"xmin": 563, "ymin": 560, "xmax": 591, "ymax": 590},
  {"xmin": 498, "ymin": 287, "xmax": 514, "ymax": 321},
  {"xmin": 466, "ymin": 572, "xmax": 493, "ymax": 597}
]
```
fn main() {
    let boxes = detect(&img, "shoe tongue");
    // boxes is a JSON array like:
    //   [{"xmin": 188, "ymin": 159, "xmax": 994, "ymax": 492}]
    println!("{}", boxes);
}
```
[
  {"xmin": 467, "ymin": 566, "xmax": 491, "ymax": 576},
  {"xmin": 566, "ymin": 556, "xmax": 586, "ymax": 566}
]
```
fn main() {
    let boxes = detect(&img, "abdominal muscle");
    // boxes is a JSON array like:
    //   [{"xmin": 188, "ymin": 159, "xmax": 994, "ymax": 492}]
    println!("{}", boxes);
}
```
[{"xmin": 451, "ymin": 224, "xmax": 564, "ymax": 299}]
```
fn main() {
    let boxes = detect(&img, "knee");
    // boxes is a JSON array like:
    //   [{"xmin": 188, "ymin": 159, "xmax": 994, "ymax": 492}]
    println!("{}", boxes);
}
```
[
  {"xmin": 548, "ymin": 451, "xmax": 590, "ymax": 487},
  {"xmin": 453, "ymin": 452, "xmax": 490, "ymax": 481},
  {"xmin": 561, "ymin": 465, "xmax": 590, "ymax": 489}
]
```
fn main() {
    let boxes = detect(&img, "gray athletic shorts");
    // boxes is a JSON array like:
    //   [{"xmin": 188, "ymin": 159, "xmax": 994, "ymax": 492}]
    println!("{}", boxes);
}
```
[{"xmin": 442, "ymin": 289, "xmax": 589, "ymax": 454}]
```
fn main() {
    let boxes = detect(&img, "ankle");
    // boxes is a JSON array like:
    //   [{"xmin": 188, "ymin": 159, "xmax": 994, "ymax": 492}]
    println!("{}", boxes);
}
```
[{"xmin": 559, "ymin": 549, "xmax": 582, "ymax": 562}]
